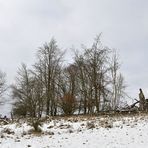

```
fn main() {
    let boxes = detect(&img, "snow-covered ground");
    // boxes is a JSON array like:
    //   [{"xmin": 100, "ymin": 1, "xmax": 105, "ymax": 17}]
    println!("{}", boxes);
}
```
[{"xmin": 0, "ymin": 114, "xmax": 148, "ymax": 148}]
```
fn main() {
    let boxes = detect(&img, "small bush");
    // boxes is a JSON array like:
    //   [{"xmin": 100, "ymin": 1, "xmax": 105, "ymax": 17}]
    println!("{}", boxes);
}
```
[{"xmin": 31, "ymin": 118, "xmax": 42, "ymax": 133}]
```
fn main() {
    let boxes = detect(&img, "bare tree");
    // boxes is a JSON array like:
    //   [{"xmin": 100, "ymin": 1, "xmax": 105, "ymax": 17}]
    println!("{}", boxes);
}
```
[
  {"xmin": 12, "ymin": 64, "xmax": 44, "ymax": 117},
  {"xmin": 56, "ymin": 64, "xmax": 78, "ymax": 115},
  {"xmin": 74, "ymin": 52, "xmax": 93, "ymax": 114},
  {"xmin": 72, "ymin": 35, "xmax": 111, "ymax": 114},
  {"xmin": 34, "ymin": 38, "xmax": 64, "ymax": 116},
  {"xmin": 0, "ymin": 70, "xmax": 6, "ymax": 97},
  {"xmin": 110, "ymin": 51, "xmax": 126, "ymax": 110},
  {"xmin": 12, "ymin": 63, "xmax": 30, "ymax": 116},
  {"xmin": 116, "ymin": 73, "xmax": 126, "ymax": 107},
  {"xmin": 82, "ymin": 35, "xmax": 110, "ymax": 113}
]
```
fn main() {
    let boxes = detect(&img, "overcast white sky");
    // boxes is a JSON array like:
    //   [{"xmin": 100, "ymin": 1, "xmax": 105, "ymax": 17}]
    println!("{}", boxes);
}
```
[{"xmin": 0, "ymin": 0, "xmax": 148, "ymax": 100}]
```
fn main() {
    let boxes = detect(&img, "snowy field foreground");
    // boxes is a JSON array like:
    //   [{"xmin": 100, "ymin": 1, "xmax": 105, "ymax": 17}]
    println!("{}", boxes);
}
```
[{"xmin": 0, "ymin": 114, "xmax": 148, "ymax": 148}]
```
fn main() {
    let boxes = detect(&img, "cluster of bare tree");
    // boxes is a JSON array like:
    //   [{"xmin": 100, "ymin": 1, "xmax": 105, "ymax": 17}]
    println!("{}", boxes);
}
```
[{"xmin": 12, "ymin": 36, "xmax": 126, "ymax": 117}]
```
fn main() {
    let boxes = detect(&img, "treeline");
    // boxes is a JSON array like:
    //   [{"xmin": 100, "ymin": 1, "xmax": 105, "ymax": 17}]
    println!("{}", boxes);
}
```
[{"xmin": 11, "ymin": 35, "xmax": 126, "ymax": 117}]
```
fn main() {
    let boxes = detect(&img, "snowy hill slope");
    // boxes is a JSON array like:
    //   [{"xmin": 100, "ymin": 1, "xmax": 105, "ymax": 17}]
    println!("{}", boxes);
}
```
[{"xmin": 0, "ymin": 114, "xmax": 148, "ymax": 148}]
